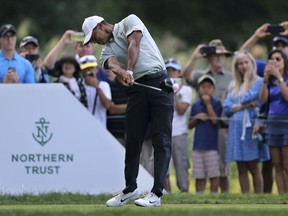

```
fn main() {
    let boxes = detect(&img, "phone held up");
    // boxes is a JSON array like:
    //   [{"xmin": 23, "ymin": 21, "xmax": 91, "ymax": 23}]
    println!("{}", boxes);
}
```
[
  {"xmin": 200, "ymin": 46, "xmax": 216, "ymax": 56},
  {"xmin": 266, "ymin": 24, "xmax": 285, "ymax": 34},
  {"xmin": 70, "ymin": 32, "xmax": 85, "ymax": 43}
]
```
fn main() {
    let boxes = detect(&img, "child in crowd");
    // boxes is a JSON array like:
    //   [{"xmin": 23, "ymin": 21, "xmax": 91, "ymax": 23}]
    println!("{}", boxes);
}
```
[{"xmin": 188, "ymin": 75, "xmax": 222, "ymax": 193}]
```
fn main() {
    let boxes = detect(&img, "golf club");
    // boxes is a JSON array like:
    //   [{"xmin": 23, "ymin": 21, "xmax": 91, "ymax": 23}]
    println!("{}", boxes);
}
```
[
  {"xmin": 134, "ymin": 78, "xmax": 179, "ymax": 93},
  {"xmin": 134, "ymin": 82, "xmax": 162, "ymax": 92}
]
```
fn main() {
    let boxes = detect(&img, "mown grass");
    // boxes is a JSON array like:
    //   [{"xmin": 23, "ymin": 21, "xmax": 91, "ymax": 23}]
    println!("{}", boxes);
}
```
[
  {"xmin": 1, "ymin": 193, "xmax": 288, "ymax": 216},
  {"xmin": 1, "ymin": 192, "xmax": 288, "ymax": 205}
]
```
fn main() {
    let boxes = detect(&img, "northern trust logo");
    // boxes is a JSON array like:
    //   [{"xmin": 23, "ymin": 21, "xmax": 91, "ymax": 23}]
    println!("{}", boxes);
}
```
[{"xmin": 32, "ymin": 118, "xmax": 53, "ymax": 146}]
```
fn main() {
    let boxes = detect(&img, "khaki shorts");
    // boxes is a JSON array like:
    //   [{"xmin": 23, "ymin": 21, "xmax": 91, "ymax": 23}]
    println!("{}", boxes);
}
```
[
  {"xmin": 218, "ymin": 128, "xmax": 230, "ymax": 177},
  {"xmin": 192, "ymin": 150, "xmax": 220, "ymax": 179}
]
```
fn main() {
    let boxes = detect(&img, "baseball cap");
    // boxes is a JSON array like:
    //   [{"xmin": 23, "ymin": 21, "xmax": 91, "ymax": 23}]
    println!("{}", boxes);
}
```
[
  {"xmin": 0, "ymin": 24, "xmax": 16, "ymax": 37},
  {"xmin": 208, "ymin": 39, "xmax": 232, "ymax": 56},
  {"xmin": 197, "ymin": 74, "xmax": 216, "ymax": 86},
  {"xmin": 79, "ymin": 55, "xmax": 98, "ymax": 70},
  {"xmin": 82, "ymin": 15, "xmax": 104, "ymax": 45},
  {"xmin": 273, "ymin": 36, "xmax": 288, "ymax": 46},
  {"xmin": 165, "ymin": 58, "xmax": 181, "ymax": 71},
  {"xmin": 20, "ymin": 36, "xmax": 39, "ymax": 48}
]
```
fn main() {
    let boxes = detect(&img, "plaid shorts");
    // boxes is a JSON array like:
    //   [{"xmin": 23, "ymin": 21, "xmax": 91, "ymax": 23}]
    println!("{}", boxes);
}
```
[{"xmin": 192, "ymin": 150, "xmax": 220, "ymax": 179}]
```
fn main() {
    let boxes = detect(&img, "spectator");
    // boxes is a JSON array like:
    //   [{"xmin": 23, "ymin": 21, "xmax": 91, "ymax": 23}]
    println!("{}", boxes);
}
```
[
  {"xmin": 79, "ymin": 55, "xmax": 112, "ymax": 127},
  {"xmin": 19, "ymin": 35, "xmax": 50, "ymax": 83},
  {"xmin": 54, "ymin": 56, "xmax": 88, "ymax": 108},
  {"xmin": 165, "ymin": 58, "xmax": 192, "ymax": 192},
  {"xmin": 240, "ymin": 22, "xmax": 288, "ymax": 76},
  {"xmin": 183, "ymin": 39, "xmax": 232, "ymax": 193},
  {"xmin": 259, "ymin": 49, "xmax": 288, "ymax": 193},
  {"xmin": 188, "ymin": 75, "xmax": 222, "ymax": 193},
  {"xmin": 223, "ymin": 50, "xmax": 270, "ymax": 193},
  {"xmin": 106, "ymin": 69, "xmax": 128, "ymax": 145},
  {"xmin": 0, "ymin": 24, "xmax": 35, "ymax": 83},
  {"xmin": 44, "ymin": 30, "xmax": 108, "ymax": 82},
  {"xmin": 240, "ymin": 22, "xmax": 288, "ymax": 193}
]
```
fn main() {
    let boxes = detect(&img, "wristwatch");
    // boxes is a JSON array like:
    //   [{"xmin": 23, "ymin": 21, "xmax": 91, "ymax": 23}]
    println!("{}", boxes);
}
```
[{"xmin": 279, "ymin": 77, "xmax": 284, "ymax": 83}]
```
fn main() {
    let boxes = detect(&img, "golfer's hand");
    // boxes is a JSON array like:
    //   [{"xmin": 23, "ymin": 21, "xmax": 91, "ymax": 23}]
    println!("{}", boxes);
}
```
[{"xmin": 120, "ymin": 70, "xmax": 134, "ymax": 86}]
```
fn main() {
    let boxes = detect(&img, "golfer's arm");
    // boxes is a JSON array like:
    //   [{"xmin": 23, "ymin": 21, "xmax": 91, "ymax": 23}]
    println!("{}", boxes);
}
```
[
  {"xmin": 127, "ymin": 31, "xmax": 142, "ymax": 71},
  {"xmin": 105, "ymin": 57, "xmax": 126, "ymax": 76}
]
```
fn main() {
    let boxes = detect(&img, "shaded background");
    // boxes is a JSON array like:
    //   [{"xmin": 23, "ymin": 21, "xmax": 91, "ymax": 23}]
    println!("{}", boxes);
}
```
[{"xmin": 1, "ymin": 0, "xmax": 288, "ymax": 63}]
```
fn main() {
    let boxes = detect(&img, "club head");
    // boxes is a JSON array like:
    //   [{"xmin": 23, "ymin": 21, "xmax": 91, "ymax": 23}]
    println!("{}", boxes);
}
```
[{"xmin": 160, "ymin": 78, "xmax": 174, "ymax": 93}]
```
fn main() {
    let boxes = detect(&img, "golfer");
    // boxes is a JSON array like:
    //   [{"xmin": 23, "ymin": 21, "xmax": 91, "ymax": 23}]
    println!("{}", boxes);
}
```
[{"xmin": 82, "ymin": 14, "xmax": 174, "ymax": 207}]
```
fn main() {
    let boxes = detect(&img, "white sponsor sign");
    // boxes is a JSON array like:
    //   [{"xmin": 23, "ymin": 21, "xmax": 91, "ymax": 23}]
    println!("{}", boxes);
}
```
[{"xmin": 0, "ymin": 84, "xmax": 153, "ymax": 194}]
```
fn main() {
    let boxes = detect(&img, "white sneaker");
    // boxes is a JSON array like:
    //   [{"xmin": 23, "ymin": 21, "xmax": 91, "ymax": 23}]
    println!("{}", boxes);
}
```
[
  {"xmin": 106, "ymin": 188, "xmax": 140, "ymax": 207},
  {"xmin": 134, "ymin": 192, "xmax": 161, "ymax": 207}
]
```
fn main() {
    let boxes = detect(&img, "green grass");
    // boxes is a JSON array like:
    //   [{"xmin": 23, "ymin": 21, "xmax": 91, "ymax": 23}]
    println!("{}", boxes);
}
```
[
  {"xmin": 0, "ymin": 204, "xmax": 288, "ymax": 216},
  {"xmin": 1, "ymin": 193, "xmax": 288, "ymax": 216}
]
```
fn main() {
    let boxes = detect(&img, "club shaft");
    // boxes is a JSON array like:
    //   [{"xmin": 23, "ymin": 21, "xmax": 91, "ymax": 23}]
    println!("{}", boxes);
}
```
[{"xmin": 134, "ymin": 82, "xmax": 162, "ymax": 91}]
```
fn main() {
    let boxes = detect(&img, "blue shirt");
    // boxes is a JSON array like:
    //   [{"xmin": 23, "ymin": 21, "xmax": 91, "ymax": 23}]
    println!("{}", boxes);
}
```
[
  {"xmin": 256, "ymin": 59, "xmax": 266, "ymax": 77},
  {"xmin": 269, "ymin": 80, "xmax": 288, "ymax": 115},
  {"xmin": 190, "ymin": 97, "xmax": 222, "ymax": 151},
  {"xmin": 0, "ymin": 51, "xmax": 35, "ymax": 83}
]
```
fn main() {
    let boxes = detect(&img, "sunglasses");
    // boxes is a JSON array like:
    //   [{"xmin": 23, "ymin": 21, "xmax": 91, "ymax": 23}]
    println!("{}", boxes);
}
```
[
  {"xmin": 165, "ymin": 58, "xmax": 179, "ymax": 65},
  {"xmin": 81, "ymin": 58, "xmax": 96, "ymax": 64}
]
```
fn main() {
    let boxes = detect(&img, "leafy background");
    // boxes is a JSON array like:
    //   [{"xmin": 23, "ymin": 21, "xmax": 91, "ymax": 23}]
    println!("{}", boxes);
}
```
[{"xmin": 1, "ymin": 0, "xmax": 288, "ymax": 62}]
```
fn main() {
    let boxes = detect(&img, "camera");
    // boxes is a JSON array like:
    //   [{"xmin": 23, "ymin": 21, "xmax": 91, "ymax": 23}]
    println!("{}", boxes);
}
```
[
  {"xmin": 266, "ymin": 25, "xmax": 285, "ymax": 34},
  {"xmin": 200, "ymin": 46, "xmax": 216, "ymax": 56}
]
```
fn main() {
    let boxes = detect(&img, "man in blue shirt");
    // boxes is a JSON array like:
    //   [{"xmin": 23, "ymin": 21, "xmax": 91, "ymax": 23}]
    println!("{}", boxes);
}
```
[{"xmin": 0, "ymin": 24, "xmax": 35, "ymax": 83}]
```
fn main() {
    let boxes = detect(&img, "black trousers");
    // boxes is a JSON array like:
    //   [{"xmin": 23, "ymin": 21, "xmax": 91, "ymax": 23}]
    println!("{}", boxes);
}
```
[{"xmin": 122, "ymin": 71, "xmax": 174, "ymax": 197}]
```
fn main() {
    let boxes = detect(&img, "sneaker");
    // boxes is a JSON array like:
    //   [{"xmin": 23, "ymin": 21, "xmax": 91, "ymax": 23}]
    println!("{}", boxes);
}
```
[
  {"xmin": 106, "ymin": 188, "xmax": 140, "ymax": 207},
  {"xmin": 134, "ymin": 192, "xmax": 161, "ymax": 207}
]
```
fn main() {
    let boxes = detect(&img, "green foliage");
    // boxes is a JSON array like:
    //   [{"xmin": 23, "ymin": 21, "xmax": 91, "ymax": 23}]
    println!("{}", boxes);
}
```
[{"xmin": 1, "ymin": 0, "xmax": 288, "ymax": 51}]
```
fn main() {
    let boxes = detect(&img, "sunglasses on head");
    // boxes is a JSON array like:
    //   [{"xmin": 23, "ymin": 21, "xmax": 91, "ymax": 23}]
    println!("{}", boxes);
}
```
[
  {"xmin": 165, "ymin": 58, "xmax": 179, "ymax": 64},
  {"xmin": 81, "ymin": 58, "xmax": 95, "ymax": 64}
]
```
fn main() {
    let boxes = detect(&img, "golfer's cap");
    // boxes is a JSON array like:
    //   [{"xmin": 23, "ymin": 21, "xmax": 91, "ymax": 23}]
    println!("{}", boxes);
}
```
[
  {"xmin": 82, "ymin": 15, "xmax": 104, "ymax": 45},
  {"xmin": 20, "ymin": 36, "xmax": 39, "ymax": 48},
  {"xmin": 165, "ymin": 58, "xmax": 181, "ymax": 71},
  {"xmin": 197, "ymin": 74, "xmax": 215, "ymax": 86},
  {"xmin": 0, "ymin": 24, "xmax": 16, "ymax": 37},
  {"xmin": 79, "ymin": 55, "xmax": 98, "ymax": 70}
]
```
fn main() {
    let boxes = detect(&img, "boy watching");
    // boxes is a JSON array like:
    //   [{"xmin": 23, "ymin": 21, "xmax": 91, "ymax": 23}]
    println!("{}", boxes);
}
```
[{"xmin": 188, "ymin": 75, "xmax": 222, "ymax": 193}]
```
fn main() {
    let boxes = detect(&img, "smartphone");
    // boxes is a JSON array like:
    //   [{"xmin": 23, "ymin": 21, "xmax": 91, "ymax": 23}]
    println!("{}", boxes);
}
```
[
  {"xmin": 8, "ymin": 67, "xmax": 16, "ymax": 72},
  {"xmin": 266, "ymin": 25, "xmax": 285, "ymax": 34},
  {"xmin": 200, "ymin": 46, "xmax": 216, "ymax": 56},
  {"xmin": 70, "ymin": 32, "xmax": 85, "ymax": 43}
]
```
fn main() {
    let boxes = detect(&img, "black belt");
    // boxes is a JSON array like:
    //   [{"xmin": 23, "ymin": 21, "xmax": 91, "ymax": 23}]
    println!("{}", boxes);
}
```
[{"xmin": 136, "ymin": 71, "xmax": 164, "ymax": 82}]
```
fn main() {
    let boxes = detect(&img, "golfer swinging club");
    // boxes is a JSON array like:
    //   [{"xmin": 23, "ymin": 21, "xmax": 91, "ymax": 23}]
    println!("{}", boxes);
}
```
[{"xmin": 82, "ymin": 14, "xmax": 174, "ymax": 207}]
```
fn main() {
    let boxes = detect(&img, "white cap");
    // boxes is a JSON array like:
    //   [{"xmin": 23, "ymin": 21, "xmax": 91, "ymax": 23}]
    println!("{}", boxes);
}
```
[{"xmin": 82, "ymin": 15, "xmax": 104, "ymax": 45}]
